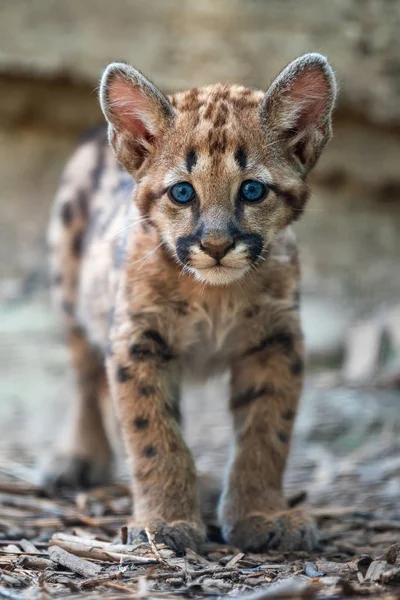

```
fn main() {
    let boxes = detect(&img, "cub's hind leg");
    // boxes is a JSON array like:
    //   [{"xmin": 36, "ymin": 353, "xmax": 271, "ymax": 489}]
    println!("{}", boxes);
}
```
[{"xmin": 43, "ymin": 326, "xmax": 113, "ymax": 491}]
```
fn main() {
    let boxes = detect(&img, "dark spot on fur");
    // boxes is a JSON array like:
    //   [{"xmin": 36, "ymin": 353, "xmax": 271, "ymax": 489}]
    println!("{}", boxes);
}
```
[
  {"xmin": 61, "ymin": 202, "xmax": 73, "ymax": 226},
  {"xmin": 244, "ymin": 330, "xmax": 294, "ymax": 357},
  {"xmin": 282, "ymin": 410, "xmax": 296, "ymax": 421},
  {"xmin": 213, "ymin": 104, "xmax": 228, "ymax": 128},
  {"xmin": 62, "ymin": 300, "xmax": 74, "ymax": 316},
  {"xmin": 234, "ymin": 147, "xmax": 247, "ymax": 170},
  {"xmin": 71, "ymin": 231, "xmax": 84, "ymax": 257},
  {"xmin": 209, "ymin": 128, "xmax": 227, "ymax": 155},
  {"xmin": 204, "ymin": 102, "xmax": 214, "ymax": 120},
  {"xmin": 129, "ymin": 344, "xmax": 154, "ymax": 361},
  {"xmin": 173, "ymin": 300, "xmax": 189, "ymax": 316},
  {"xmin": 78, "ymin": 190, "xmax": 89, "ymax": 220},
  {"xmin": 231, "ymin": 384, "xmax": 275, "ymax": 410},
  {"xmin": 279, "ymin": 432, "xmax": 289, "ymax": 443},
  {"xmin": 143, "ymin": 445, "xmax": 157, "ymax": 458},
  {"xmin": 185, "ymin": 149, "xmax": 197, "ymax": 173},
  {"xmin": 134, "ymin": 416, "xmax": 149, "ymax": 430},
  {"xmin": 179, "ymin": 88, "xmax": 200, "ymax": 112},
  {"xmin": 129, "ymin": 330, "xmax": 175, "ymax": 363},
  {"xmin": 290, "ymin": 355, "xmax": 305, "ymax": 376},
  {"xmin": 244, "ymin": 305, "xmax": 260, "ymax": 318},
  {"xmin": 138, "ymin": 385, "xmax": 155, "ymax": 397},
  {"xmin": 116, "ymin": 365, "xmax": 131, "ymax": 383}
]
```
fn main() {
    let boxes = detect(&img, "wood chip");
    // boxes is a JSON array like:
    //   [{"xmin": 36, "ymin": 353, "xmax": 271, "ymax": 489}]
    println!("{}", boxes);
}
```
[
  {"xmin": 225, "ymin": 551, "xmax": 245, "ymax": 568},
  {"xmin": 19, "ymin": 538, "xmax": 39, "ymax": 553},
  {"xmin": 48, "ymin": 545, "xmax": 103, "ymax": 577},
  {"xmin": 364, "ymin": 559, "xmax": 388, "ymax": 582}
]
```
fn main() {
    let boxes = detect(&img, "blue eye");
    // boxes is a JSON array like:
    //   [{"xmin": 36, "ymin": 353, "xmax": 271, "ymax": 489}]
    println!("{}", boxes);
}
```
[
  {"xmin": 169, "ymin": 182, "xmax": 196, "ymax": 205},
  {"xmin": 239, "ymin": 180, "xmax": 268, "ymax": 203}
]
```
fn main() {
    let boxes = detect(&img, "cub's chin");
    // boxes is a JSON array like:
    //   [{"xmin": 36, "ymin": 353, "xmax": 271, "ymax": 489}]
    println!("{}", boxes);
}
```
[{"xmin": 191, "ymin": 264, "xmax": 250, "ymax": 286}]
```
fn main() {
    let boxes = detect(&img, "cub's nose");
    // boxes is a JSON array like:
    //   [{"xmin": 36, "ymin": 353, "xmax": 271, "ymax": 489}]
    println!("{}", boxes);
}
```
[{"xmin": 200, "ymin": 234, "xmax": 234, "ymax": 261}]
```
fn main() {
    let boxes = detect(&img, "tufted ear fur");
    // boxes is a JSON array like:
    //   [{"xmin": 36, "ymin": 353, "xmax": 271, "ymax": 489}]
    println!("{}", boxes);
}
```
[
  {"xmin": 99, "ymin": 62, "xmax": 174, "ymax": 173},
  {"xmin": 260, "ymin": 53, "xmax": 336, "ymax": 172}
]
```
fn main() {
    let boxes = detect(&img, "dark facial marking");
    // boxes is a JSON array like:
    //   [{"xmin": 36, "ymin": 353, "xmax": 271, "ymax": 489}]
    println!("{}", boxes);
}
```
[
  {"xmin": 234, "ymin": 147, "xmax": 247, "ymax": 170},
  {"xmin": 209, "ymin": 128, "xmax": 227, "ymax": 155},
  {"xmin": 231, "ymin": 384, "xmax": 275, "ymax": 410},
  {"xmin": 176, "ymin": 233, "xmax": 197, "ymax": 265},
  {"xmin": 61, "ymin": 202, "xmax": 73, "ymax": 226},
  {"xmin": 185, "ymin": 149, "xmax": 197, "ymax": 173},
  {"xmin": 241, "ymin": 233, "xmax": 264, "ymax": 263},
  {"xmin": 71, "ymin": 231, "xmax": 84, "ymax": 257},
  {"xmin": 142, "ymin": 445, "xmax": 157, "ymax": 458},
  {"xmin": 116, "ymin": 365, "xmax": 132, "ymax": 383},
  {"xmin": 141, "ymin": 187, "xmax": 169, "ymax": 215},
  {"xmin": 290, "ymin": 355, "xmax": 305, "ymax": 376},
  {"xmin": 244, "ymin": 330, "xmax": 294, "ymax": 357},
  {"xmin": 134, "ymin": 416, "xmax": 149, "ymax": 430},
  {"xmin": 269, "ymin": 184, "xmax": 309, "ymax": 220},
  {"xmin": 279, "ymin": 432, "xmax": 289, "ymax": 443}
]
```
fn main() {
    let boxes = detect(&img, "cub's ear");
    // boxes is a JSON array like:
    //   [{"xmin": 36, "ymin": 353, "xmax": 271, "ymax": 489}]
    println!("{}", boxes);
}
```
[
  {"xmin": 260, "ymin": 53, "xmax": 336, "ymax": 172},
  {"xmin": 99, "ymin": 62, "xmax": 174, "ymax": 173}
]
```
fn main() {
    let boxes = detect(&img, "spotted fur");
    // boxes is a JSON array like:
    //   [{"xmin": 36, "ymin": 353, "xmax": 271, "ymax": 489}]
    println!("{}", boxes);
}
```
[{"xmin": 45, "ymin": 54, "xmax": 336, "ymax": 553}]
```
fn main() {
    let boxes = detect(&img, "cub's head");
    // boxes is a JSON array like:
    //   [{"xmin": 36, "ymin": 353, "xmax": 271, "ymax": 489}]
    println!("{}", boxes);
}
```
[{"xmin": 100, "ymin": 54, "xmax": 336, "ymax": 285}]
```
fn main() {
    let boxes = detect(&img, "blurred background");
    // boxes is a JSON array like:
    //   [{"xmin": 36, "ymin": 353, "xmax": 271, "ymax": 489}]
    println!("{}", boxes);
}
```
[{"xmin": 0, "ymin": 0, "xmax": 399, "ymax": 512}]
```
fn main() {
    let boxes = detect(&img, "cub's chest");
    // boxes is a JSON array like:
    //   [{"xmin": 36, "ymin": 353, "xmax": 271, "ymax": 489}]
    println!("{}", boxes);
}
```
[{"xmin": 182, "ymin": 297, "xmax": 261, "ymax": 379}]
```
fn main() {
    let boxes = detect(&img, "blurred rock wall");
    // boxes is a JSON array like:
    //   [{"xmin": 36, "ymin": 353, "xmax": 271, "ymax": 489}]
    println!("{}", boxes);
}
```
[{"xmin": 1, "ymin": 0, "xmax": 400, "ymax": 320}]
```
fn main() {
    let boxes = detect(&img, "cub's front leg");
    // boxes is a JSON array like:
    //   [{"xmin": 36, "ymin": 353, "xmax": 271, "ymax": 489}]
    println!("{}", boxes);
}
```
[
  {"xmin": 107, "ymin": 295, "xmax": 205, "ymax": 553},
  {"xmin": 219, "ymin": 314, "xmax": 318, "ymax": 552}
]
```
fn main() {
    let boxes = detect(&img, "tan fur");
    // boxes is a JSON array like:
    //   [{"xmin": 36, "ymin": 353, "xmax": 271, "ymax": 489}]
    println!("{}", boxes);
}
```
[{"xmin": 45, "ymin": 54, "xmax": 336, "ymax": 553}]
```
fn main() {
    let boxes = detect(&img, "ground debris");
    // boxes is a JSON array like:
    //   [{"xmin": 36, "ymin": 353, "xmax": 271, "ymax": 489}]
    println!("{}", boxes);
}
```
[{"xmin": 0, "ymin": 469, "xmax": 400, "ymax": 599}]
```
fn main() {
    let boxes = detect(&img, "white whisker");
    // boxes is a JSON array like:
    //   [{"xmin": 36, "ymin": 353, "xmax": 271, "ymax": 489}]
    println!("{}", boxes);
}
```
[
  {"xmin": 131, "ymin": 242, "xmax": 163, "ymax": 269},
  {"xmin": 108, "ymin": 217, "xmax": 150, "ymax": 241}
]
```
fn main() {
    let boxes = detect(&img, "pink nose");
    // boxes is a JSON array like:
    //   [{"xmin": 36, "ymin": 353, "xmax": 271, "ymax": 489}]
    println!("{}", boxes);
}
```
[{"xmin": 200, "ymin": 239, "xmax": 234, "ymax": 260}]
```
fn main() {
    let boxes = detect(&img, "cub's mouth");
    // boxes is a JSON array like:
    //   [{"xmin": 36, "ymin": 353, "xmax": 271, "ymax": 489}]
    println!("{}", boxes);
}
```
[
  {"xmin": 175, "ymin": 234, "xmax": 264, "ymax": 286},
  {"xmin": 192, "ymin": 263, "xmax": 250, "ymax": 285}
]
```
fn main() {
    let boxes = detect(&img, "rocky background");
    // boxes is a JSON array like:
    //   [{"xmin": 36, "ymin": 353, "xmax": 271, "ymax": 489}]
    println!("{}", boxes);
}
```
[{"xmin": 0, "ymin": 1, "xmax": 400, "ymax": 488}]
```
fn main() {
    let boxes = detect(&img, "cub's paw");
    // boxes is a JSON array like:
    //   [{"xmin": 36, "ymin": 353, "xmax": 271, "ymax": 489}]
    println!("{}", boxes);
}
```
[
  {"xmin": 223, "ymin": 508, "xmax": 319, "ymax": 552},
  {"xmin": 126, "ymin": 519, "xmax": 206, "ymax": 555},
  {"xmin": 41, "ymin": 454, "xmax": 112, "ymax": 493}
]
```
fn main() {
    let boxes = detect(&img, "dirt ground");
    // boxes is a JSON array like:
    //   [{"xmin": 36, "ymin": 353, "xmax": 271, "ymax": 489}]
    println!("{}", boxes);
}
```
[{"xmin": 0, "ymin": 293, "xmax": 400, "ymax": 599}]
